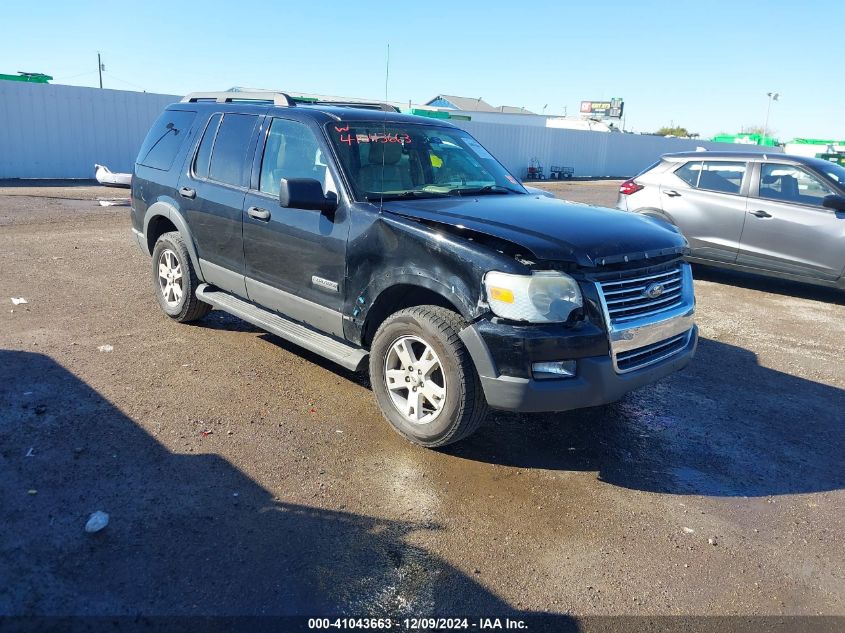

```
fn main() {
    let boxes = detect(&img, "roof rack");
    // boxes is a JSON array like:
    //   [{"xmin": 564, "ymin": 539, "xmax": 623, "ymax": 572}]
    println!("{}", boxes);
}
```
[
  {"xmin": 180, "ymin": 91, "xmax": 295, "ymax": 106},
  {"xmin": 180, "ymin": 91, "xmax": 401, "ymax": 113},
  {"xmin": 302, "ymin": 99, "xmax": 400, "ymax": 113}
]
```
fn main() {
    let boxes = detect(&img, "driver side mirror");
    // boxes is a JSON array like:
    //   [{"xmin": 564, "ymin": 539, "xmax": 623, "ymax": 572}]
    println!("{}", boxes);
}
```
[
  {"xmin": 279, "ymin": 178, "xmax": 338, "ymax": 213},
  {"xmin": 822, "ymin": 194, "xmax": 845, "ymax": 211}
]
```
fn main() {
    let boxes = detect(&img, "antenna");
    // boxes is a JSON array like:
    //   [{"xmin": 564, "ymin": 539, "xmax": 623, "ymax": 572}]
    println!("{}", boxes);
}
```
[
  {"xmin": 385, "ymin": 43, "xmax": 390, "ymax": 102},
  {"xmin": 380, "ymin": 43, "xmax": 390, "ymax": 213}
]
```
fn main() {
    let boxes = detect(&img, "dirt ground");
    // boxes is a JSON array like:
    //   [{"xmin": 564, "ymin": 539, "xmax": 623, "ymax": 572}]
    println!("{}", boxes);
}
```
[{"xmin": 1, "ymin": 179, "xmax": 843, "ymax": 625}]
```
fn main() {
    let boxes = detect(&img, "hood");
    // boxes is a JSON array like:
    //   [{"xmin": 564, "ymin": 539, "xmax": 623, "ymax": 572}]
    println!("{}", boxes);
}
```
[{"xmin": 382, "ymin": 194, "xmax": 687, "ymax": 267}]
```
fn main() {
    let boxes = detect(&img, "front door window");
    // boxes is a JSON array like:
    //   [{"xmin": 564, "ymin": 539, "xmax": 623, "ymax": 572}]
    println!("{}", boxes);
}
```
[
  {"xmin": 759, "ymin": 164, "xmax": 833, "ymax": 206},
  {"xmin": 259, "ymin": 118, "xmax": 333, "ymax": 197}
]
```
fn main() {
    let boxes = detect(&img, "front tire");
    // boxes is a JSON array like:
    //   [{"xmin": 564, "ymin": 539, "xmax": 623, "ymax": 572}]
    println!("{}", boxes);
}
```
[
  {"xmin": 151, "ymin": 231, "xmax": 211, "ymax": 323},
  {"xmin": 369, "ymin": 306, "xmax": 488, "ymax": 447}
]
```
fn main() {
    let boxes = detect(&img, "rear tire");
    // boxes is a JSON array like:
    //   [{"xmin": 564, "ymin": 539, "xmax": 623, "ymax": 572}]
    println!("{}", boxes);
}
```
[
  {"xmin": 151, "ymin": 231, "xmax": 211, "ymax": 323},
  {"xmin": 369, "ymin": 306, "xmax": 488, "ymax": 447}
]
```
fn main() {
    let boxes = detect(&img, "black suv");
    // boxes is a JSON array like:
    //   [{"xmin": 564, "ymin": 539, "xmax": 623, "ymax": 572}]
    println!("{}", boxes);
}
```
[{"xmin": 131, "ymin": 91, "xmax": 698, "ymax": 447}]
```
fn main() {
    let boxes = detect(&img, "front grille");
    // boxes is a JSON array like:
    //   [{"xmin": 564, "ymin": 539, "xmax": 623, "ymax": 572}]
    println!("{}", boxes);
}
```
[
  {"xmin": 598, "ymin": 265, "xmax": 684, "ymax": 323},
  {"xmin": 615, "ymin": 332, "xmax": 689, "ymax": 372}
]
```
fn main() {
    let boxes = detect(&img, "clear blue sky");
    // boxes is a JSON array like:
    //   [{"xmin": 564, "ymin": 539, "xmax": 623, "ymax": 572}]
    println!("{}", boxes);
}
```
[{"xmin": 4, "ymin": 0, "xmax": 843, "ymax": 140}]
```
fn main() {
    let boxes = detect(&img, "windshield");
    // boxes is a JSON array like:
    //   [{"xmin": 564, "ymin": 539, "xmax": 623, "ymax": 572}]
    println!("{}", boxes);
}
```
[
  {"xmin": 325, "ymin": 122, "xmax": 526, "ymax": 201},
  {"xmin": 814, "ymin": 159, "xmax": 845, "ymax": 186}
]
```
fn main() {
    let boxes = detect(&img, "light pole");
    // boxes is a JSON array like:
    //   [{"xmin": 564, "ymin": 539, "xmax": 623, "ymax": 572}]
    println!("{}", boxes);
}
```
[{"xmin": 764, "ymin": 92, "xmax": 779, "ymax": 138}]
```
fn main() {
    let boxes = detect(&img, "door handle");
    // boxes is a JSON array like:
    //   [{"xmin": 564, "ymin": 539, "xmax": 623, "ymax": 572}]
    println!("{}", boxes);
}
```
[
  {"xmin": 247, "ymin": 206, "xmax": 271, "ymax": 221},
  {"xmin": 179, "ymin": 187, "xmax": 196, "ymax": 199},
  {"xmin": 663, "ymin": 190, "xmax": 681, "ymax": 197},
  {"xmin": 749, "ymin": 209, "xmax": 772, "ymax": 218}
]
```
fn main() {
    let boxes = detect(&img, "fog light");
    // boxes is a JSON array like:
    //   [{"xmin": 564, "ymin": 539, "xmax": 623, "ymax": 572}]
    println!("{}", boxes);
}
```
[{"xmin": 532, "ymin": 360, "xmax": 577, "ymax": 379}]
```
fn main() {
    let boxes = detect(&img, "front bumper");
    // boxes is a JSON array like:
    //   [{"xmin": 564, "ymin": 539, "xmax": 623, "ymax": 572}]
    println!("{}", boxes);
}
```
[
  {"xmin": 459, "ymin": 262, "xmax": 697, "ymax": 413},
  {"xmin": 462, "ymin": 324, "xmax": 697, "ymax": 412}
]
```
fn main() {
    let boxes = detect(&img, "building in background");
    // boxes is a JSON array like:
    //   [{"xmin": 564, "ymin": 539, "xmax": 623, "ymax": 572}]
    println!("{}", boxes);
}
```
[
  {"xmin": 782, "ymin": 138, "xmax": 845, "ymax": 164},
  {"xmin": 710, "ymin": 134, "xmax": 845, "ymax": 166},
  {"xmin": 711, "ymin": 133, "xmax": 780, "ymax": 147},
  {"xmin": 423, "ymin": 93, "xmax": 614, "ymax": 130},
  {"xmin": 0, "ymin": 71, "xmax": 52, "ymax": 83},
  {"xmin": 425, "ymin": 94, "xmax": 534, "ymax": 115}
]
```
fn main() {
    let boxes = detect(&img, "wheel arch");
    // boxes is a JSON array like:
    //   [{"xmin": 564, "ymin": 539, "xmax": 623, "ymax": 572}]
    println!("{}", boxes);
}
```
[
  {"xmin": 636, "ymin": 207, "xmax": 677, "ymax": 226},
  {"xmin": 368, "ymin": 303, "xmax": 488, "ymax": 447},
  {"xmin": 143, "ymin": 202, "xmax": 204, "ymax": 282},
  {"xmin": 360, "ymin": 281, "xmax": 470, "ymax": 349}
]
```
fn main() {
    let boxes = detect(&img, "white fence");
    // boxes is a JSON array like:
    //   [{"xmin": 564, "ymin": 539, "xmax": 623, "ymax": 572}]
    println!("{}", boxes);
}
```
[
  {"xmin": 450, "ymin": 120, "xmax": 781, "ymax": 180},
  {"xmin": 0, "ymin": 82, "xmax": 179, "ymax": 179},
  {"xmin": 0, "ymin": 82, "xmax": 781, "ymax": 180}
]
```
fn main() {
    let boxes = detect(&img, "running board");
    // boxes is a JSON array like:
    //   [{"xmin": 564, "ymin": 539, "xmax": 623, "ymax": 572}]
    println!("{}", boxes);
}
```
[{"xmin": 196, "ymin": 284, "xmax": 367, "ymax": 371}]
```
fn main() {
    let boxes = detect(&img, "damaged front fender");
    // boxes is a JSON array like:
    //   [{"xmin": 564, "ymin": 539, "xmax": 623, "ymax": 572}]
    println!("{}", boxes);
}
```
[{"xmin": 343, "ymin": 206, "xmax": 528, "ymax": 345}]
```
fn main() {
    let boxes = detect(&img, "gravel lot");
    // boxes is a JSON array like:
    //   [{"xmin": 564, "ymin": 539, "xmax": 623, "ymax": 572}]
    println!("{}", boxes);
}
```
[{"xmin": 1, "ymin": 179, "xmax": 843, "ymax": 624}]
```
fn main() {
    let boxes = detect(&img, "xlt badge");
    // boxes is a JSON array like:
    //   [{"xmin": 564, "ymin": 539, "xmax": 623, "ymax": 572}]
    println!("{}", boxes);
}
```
[{"xmin": 312, "ymin": 276, "xmax": 339, "ymax": 292}]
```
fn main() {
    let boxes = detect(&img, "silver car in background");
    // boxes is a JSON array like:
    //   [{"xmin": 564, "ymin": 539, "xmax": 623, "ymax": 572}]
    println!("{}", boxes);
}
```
[{"xmin": 617, "ymin": 151, "xmax": 845, "ymax": 289}]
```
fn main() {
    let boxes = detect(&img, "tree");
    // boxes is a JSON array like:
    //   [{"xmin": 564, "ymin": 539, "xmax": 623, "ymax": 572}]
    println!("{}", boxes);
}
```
[
  {"xmin": 654, "ymin": 125, "xmax": 695, "ymax": 138},
  {"xmin": 741, "ymin": 125, "xmax": 775, "ymax": 136}
]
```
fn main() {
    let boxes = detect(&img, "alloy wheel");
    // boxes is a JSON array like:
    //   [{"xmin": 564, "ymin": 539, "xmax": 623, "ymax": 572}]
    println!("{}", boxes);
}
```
[{"xmin": 384, "ymin": 335, "xmax": 448, "ymax": 424}]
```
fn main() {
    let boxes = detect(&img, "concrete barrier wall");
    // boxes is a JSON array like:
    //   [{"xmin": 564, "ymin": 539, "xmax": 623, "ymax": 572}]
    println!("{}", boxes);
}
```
[
  {"xmin": 0, "ymin": 82, "xmax": 179, "ymax": 179},
  {"xmin": 0, "ymin": 82, "xmax": 782, "ymax": 180},
  {"xmin": 449, "ymin": 120, "xmax": 782, "ymax": 179}
]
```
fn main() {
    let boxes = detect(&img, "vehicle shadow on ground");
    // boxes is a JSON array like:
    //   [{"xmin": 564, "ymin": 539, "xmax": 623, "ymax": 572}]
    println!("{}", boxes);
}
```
[
  {"xmin": 691, "ymin": 263, "xmax": 845, "ymax": 304},
  {"xmin": 446, "ymin": 337, "xmax": 845, "ymax": 497},
  {"xmin": 0, "ymin": 351, "xmax": 573, "ymax": 626},
  {"xmin": 198, "ymin": 311, "xmax": 371, "ymax": 388}
]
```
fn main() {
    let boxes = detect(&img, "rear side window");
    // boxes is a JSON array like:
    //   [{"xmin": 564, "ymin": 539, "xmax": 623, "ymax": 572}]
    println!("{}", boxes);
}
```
[
  {"xmin": 675, "ymin": 161, "xmax": 702, "ymax": 187},
  {"xmin": 699, "ymin": 161, "xmax": 746, "ymax": 194},
  {"xmin": 136, "ymin": 110, "xmax": 197, "ymax": 171},
  {"xmin": 193, "ymin": 114, "xmax": 221, "ymax": 179},
  {"xmin": 675, "ymin": 160, "xmax": 746, "ymax": 194},
  {"xmin": 208, "ymin": 114, "xmax": 259, "ymax": 187}
]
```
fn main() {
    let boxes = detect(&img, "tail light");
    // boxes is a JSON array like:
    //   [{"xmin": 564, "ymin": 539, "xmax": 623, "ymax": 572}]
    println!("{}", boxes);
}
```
[{"xmin": 619, "ymin": 179, "xmax": 643, "ymax": 196}]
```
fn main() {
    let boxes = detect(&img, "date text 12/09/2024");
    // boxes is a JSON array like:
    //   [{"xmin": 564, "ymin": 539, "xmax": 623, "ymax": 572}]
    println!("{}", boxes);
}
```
[{"xmin": 308, "ymin": 617, "xmax": 528, "ymax": 630}]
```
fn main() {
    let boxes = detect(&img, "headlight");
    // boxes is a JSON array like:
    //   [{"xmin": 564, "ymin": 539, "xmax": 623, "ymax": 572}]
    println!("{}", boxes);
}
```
[{"xmin": 484, "ymin": 270, "xmax": 582, "ymax": 323}]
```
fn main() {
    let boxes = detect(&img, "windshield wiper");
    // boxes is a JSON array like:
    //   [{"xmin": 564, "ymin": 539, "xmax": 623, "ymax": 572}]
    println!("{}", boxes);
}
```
[
  {"xmin": 447, "ymin": 185, "xmax": 524, "ymax": 196},
  {"xmin": 364, "ymin": 191, "xmax": 449, "ymax": 202}
]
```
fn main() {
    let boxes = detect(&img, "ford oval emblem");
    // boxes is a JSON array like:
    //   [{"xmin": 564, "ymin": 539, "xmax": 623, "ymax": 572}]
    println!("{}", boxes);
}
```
[{"xmin": 644, "ymin": 282, "xmax": 665, "ymax": 299}]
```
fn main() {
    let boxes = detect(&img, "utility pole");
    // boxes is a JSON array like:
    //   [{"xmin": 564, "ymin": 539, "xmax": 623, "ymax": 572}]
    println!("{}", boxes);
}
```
[{"xmin": 97, "ymin": 52, "xmax": 104, "ymax": 89}]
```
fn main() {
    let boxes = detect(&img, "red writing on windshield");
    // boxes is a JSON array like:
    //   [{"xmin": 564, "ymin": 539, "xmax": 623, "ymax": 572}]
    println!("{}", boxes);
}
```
[{"xmin": 334, "ymin": 130, "xmax": 412, "ymax": 146}]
